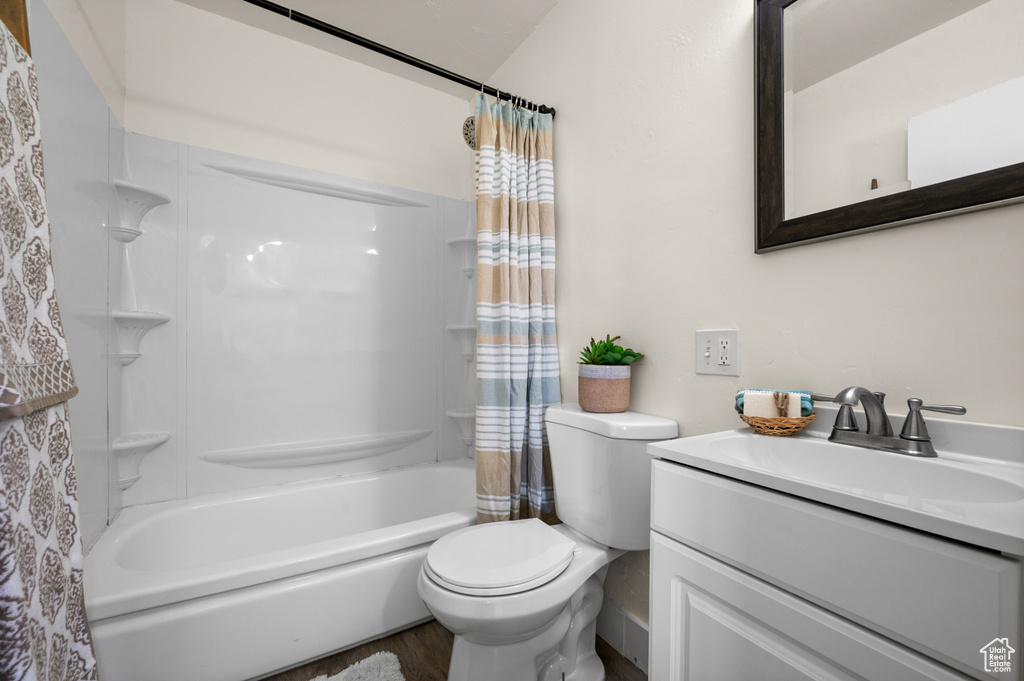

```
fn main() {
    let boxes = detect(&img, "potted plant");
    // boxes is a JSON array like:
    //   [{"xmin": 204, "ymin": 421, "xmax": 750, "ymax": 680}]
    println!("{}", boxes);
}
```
[{"xmin": 577, "ymin": 335, "xmax": 644, "ymax": 413}]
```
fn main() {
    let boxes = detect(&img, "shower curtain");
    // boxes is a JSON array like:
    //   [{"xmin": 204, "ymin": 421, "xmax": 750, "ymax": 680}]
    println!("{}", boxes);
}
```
[
  {"xmin": 0, "ymin": 25, "xmax": 98, "ymax": 681},
  {"xmin": 474, "ymin": 94, "xmax": 561, "ymax": 523}
]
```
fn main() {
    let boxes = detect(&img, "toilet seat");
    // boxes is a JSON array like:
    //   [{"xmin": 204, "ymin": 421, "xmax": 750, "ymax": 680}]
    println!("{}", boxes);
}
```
[{"xmin": 425, "ymin": 519, "xmax": 578, "ymax": 596}]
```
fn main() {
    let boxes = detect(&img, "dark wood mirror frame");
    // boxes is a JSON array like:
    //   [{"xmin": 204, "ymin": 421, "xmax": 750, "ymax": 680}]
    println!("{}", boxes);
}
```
[{"xmin": 755, "ymin": 0, "xmax": 1024, "ymax": 253}]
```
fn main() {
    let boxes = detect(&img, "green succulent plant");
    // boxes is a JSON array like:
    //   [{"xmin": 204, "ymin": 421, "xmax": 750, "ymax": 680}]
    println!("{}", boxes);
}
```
[{"xmin": 578, "ymin": 335, "xmax": 644, "ymax": 366}]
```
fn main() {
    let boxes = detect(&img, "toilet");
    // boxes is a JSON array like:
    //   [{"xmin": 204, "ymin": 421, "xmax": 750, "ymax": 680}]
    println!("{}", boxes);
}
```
[{"xmin": 417, "ymin": 403, "xmax": 678, "ymax": 681}]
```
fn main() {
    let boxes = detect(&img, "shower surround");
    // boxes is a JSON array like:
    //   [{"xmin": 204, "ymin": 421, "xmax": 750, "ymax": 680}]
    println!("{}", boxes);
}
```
[
  {"xmin": 83, "ymin": 137, "xmax": 478, "ymax": 679},
  {"xmin": 113, "ymin": 134, "xmax": 476, "ymax": 505}
]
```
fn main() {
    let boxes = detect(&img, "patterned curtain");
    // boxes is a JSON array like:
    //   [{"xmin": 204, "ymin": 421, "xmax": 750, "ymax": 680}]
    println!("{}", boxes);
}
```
[
  {"xmin": 474, "ymin": 94, "xmax": 561, "ymax": 523},
  {"xmin": 0, "ymin": 25, "xmax": 98, "ymax": 681}
]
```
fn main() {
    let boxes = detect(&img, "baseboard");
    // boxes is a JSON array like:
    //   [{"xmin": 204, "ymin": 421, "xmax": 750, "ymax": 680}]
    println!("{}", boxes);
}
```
[{"xmin": 596, "ymin": 598, "xmax": 649, "ymax": 674}]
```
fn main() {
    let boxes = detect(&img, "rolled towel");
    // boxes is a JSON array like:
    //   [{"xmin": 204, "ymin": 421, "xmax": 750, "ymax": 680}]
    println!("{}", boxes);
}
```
[{"xmin": 735, "ymin": 389, "xmax": 812, "ymax": 417}]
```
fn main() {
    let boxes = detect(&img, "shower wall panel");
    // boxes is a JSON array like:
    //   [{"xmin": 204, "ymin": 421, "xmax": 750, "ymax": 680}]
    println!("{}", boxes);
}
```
[
  {"xmin": 439, "ymin": 198, "xmax": 477, "ymax": 461},
  {"xmin": 31, "ymin": 0, "xmax": 121, "ymax": 548},
  {"xmin": 114, "ymin": 138, "xmax": 473, "ymax": 504},
  {"xmin": 185, "ymin": 148, "xmax": 444, "ymax": 496}
]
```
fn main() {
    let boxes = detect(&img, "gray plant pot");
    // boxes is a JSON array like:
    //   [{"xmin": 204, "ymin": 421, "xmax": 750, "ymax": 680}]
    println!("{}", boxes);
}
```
[{"xmin": 578, "ymin": 364, "xmax": 631, "ymax": 413}]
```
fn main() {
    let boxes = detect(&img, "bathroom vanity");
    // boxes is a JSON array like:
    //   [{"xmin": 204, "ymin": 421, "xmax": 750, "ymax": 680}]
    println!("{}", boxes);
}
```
[{"xmin": 648, "ymin": 408, "xmax": 1024, "ymax": 681}]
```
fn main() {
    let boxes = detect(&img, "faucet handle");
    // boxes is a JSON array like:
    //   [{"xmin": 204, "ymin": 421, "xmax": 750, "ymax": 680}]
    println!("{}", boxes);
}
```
[
  {"xmin": 833, "ymin": 404, "xmax": 859, "ymax": 431},
  {"xmin": 918, "ymin": 403, "xmax": 967, "ymax": 416},
  {"xmin": 900, "ymin": 398, "xmax": 966, "ymax": 442}
]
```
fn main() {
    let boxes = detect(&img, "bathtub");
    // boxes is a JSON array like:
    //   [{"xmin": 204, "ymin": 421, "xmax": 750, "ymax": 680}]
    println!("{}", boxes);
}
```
[{"xmin": 85, "ymin": 459, "xmax": 476, "ymax": 681}]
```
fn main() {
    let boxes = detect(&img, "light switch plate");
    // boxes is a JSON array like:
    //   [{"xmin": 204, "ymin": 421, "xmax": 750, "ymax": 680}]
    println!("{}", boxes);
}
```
[{"xmin": 696, "ymin": 329, "xmax": 739, "ymax": 376}]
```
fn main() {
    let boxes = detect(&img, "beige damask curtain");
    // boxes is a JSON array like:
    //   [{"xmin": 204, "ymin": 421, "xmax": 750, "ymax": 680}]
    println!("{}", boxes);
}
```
[{"xmin": 0, "ymin": 22, "xmax": 98, "ymax": 681}]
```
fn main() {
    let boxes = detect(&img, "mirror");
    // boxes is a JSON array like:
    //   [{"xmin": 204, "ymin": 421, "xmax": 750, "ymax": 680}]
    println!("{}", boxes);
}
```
[{"xmin": 756, "ymin": 0, "xmax": 1024, "ymax": 252}]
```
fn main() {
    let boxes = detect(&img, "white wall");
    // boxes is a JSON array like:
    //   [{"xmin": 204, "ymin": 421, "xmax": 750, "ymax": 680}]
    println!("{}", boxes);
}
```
[
  {"xmin": 39, "ymin": 0, "xmax": 125, "ymax": 123},
  {"xmin": 123, "ymin": 0, "xmax": 474, "ymax": 201},
  {"xmin": 40, "ymin": 0, "xmax": 473, "ymax": 198},
  {"xmin": 908, "ymin": 75, "xmax": 1024, "ymax": 188},
  {"xmin": 490, "ymin": 0, "xmax": 1024, "ymax": 622}
]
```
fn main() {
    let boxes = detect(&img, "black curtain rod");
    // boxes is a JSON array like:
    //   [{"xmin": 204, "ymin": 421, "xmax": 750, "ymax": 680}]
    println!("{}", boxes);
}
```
[{"xmin": 241, "ymin": 0, "xmax": 556, "ymax": 117}]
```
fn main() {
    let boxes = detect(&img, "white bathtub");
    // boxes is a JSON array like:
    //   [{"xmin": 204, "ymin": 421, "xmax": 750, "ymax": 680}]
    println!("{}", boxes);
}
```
[{"xmin": 85, "ymin": 459, "xmax": 476, "ymax": 681}]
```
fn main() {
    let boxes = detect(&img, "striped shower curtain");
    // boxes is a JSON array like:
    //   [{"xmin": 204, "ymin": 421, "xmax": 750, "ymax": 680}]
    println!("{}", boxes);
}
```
[{"xmin": 474, "ymin": 94, "xmax": 561, "ymax": 523}]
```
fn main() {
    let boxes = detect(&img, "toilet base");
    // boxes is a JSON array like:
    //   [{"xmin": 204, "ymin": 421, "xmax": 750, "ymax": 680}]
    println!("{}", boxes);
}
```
[{"xmin": 444, "ymin": 574, "xmax": 607, "ymax": 681}]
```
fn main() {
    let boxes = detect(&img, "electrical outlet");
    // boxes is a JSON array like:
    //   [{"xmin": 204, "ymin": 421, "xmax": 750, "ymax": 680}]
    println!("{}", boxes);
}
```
[
  {"xmin": 696, "ymin": 329, "xmax": 739, "ymax": 376},
  {"xmin": 718, "ymin": 338, "xmax": 731, "ymax": 366}
]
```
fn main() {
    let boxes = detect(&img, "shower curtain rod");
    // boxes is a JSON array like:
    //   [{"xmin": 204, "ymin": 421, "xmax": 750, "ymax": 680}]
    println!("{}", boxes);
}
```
[{"xmin": 241, "ymin": 0, "xmax": 557, "ymax": 117}]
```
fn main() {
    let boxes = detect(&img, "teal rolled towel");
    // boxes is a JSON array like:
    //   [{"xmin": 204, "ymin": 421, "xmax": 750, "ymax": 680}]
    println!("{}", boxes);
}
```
[{"xmin": 735, "ymin": 389, "xmax": 813, "ymax": 417}]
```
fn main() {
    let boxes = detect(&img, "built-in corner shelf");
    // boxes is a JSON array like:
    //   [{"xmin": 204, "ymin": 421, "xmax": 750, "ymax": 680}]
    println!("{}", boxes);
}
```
[
  {"xmin": 110, "ymin": 181, "xmax": 171, "ymax": 242},
  {"xmin": 446, "ymin": 408, "xmax": 475, "ymax": 455},
  {"xmin": 447, "ymin": 237, "xmax": 477, "ymax": 278},
  {"xmin": 446, "ymin": 324, "xmax": 476, "ymax": 362},
  {"xmin": 112, "ymin": 310, "xmax": 170, "ymax": 365},
  {"xmin": 113, "ymin": 432, "xmax": 170, "ymax": 489}
]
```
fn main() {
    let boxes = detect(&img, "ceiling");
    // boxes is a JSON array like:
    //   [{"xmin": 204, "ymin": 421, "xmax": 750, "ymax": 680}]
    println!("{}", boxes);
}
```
[
  {"xmin": 176, "ymin": 0, "xmax": 561, "ymax": 99},
  {"xmin": 785, "ymin": 0, "xmax": 991, "ymax": 92}
]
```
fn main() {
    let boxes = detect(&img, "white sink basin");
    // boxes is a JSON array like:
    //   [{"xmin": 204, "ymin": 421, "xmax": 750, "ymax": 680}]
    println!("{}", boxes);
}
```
[
  {"xmin": 708, "ymin": 432, "xmax": 1024, "ymax": 503},
  {"xmin": 650, "ymin": 428, "xmax": 1024, "ymax": 555}
]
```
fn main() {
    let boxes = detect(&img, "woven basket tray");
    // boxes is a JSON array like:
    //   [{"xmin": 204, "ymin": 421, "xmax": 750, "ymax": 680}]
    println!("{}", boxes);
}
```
[{"xmin": 739, "ymin": 412, "xmax": 815, "ymax": 437}]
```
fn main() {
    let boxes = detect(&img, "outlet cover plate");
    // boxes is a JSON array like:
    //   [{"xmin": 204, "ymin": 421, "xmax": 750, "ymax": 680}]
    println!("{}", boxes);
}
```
[{"xmin": 696, "ymin": 329, "xmax": 739, "ymax": 376}]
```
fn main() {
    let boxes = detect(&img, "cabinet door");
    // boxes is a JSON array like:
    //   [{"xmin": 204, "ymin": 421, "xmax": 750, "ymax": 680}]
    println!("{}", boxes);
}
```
[{"xmin": 650, "ymin": 533, "xmax": 972, "ymax": 681}]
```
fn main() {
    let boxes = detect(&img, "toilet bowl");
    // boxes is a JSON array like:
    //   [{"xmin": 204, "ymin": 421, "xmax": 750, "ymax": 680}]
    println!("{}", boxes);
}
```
[{"xmin": 417, "ymin": 403, "xmax": 678, "ymax": 681}]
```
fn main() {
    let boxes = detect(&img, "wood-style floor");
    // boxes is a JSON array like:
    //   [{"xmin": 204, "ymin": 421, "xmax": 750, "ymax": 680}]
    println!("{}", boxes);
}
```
[{"xmin": 264, "ymin": 620, "xmax": 647, "ymax": 681}]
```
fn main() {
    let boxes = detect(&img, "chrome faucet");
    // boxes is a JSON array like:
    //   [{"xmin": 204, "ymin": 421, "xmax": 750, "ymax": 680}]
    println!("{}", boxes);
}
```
[
  {"xmin": 815, "ymin": 386, "xmax": 965, "ymax": 458},
  {"xmin": 832, "ymin": 386, "xmax": 893, "ymax": 437}
]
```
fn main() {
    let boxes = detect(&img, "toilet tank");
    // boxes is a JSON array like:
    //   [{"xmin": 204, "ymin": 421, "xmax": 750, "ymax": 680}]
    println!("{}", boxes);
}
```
[{"xmin": 545, "ymin": 403, "xmax": 678, "ymax": 551}]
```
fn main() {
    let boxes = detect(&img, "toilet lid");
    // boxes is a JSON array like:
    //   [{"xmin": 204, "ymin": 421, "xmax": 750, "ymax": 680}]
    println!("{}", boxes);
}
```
[{"xmin": 426, "ymin": 519, "xmax": 577, "ymax": 596}]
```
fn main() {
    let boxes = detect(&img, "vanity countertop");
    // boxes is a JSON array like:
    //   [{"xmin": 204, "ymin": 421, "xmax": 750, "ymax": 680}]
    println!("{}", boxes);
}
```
[{"xmin": 649, "ymin": 407, "xmax": 1024, "ymax": 556}]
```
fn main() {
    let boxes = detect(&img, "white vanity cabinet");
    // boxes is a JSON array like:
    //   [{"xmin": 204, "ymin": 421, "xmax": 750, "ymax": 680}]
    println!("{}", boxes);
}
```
[{"xmin": 649, "ymin": 459, "xmax": 1022, "ymax": 681}]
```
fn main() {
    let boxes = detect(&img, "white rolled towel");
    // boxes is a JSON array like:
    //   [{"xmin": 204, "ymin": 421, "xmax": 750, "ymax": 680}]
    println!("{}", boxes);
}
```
[{"xmin": 742, "ymin": 390, "xmax": 803, "ymax": 418}]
